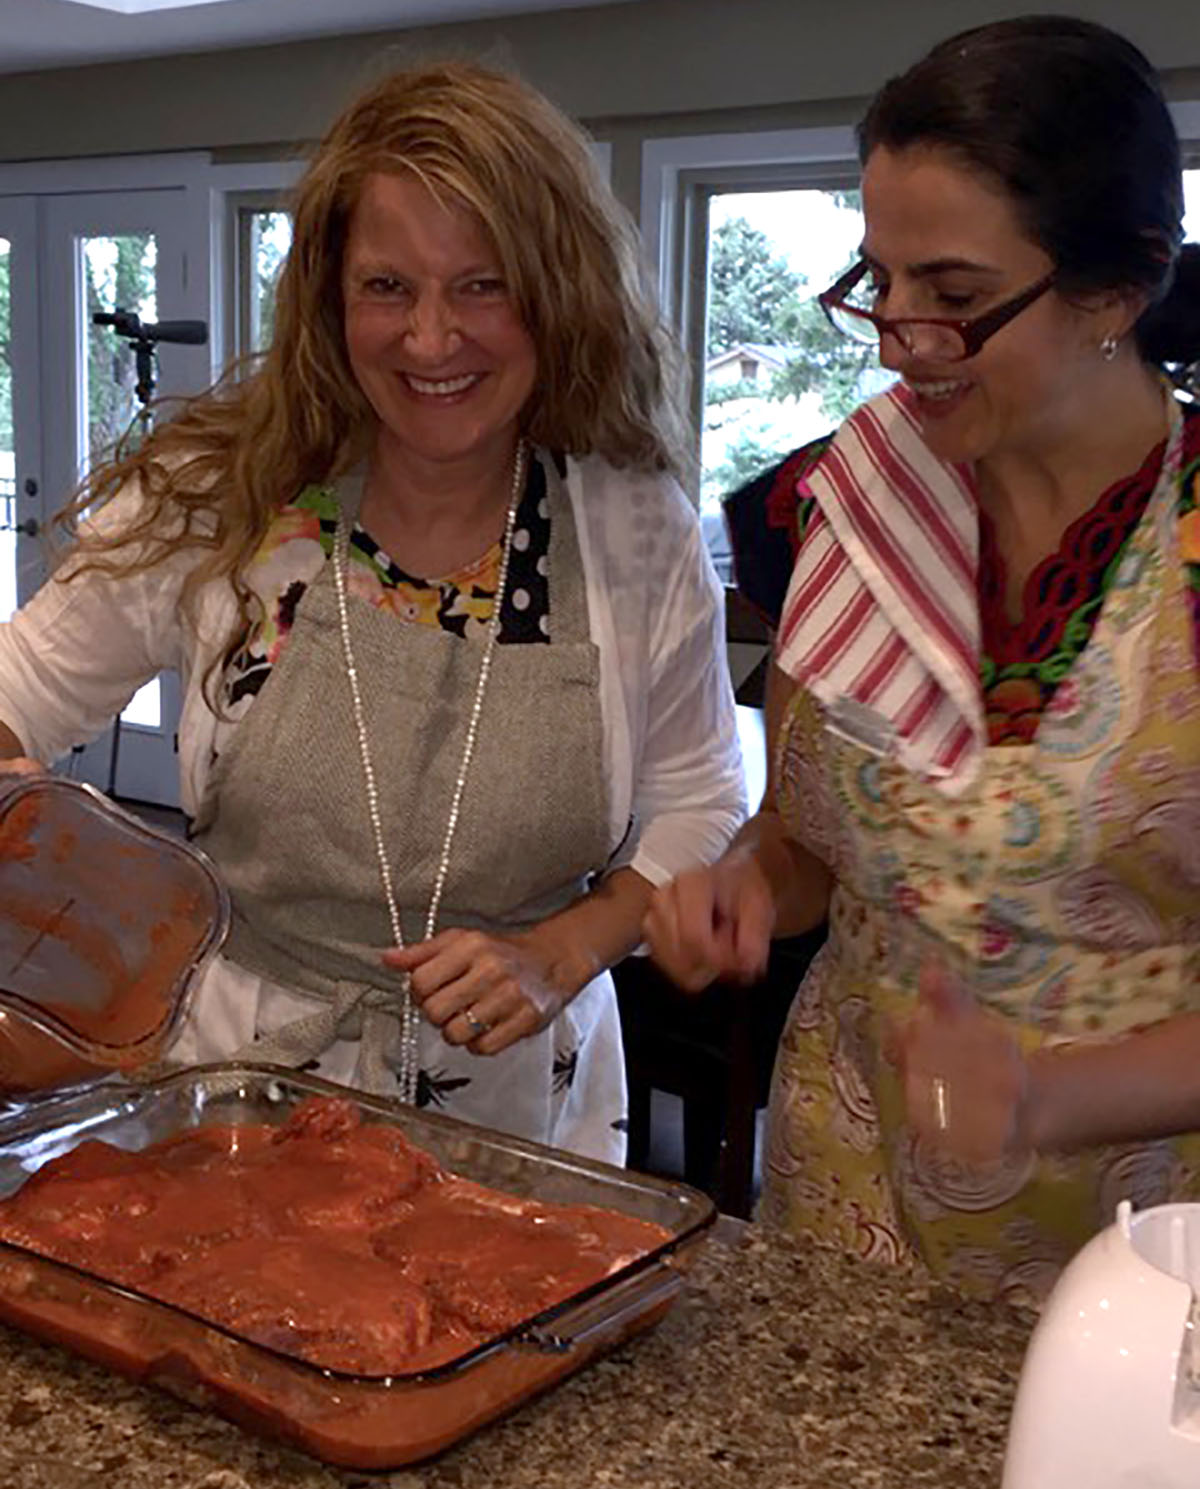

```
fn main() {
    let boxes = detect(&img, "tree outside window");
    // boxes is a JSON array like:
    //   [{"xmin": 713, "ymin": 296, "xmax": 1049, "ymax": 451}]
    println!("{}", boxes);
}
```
[
  {"xmin": 247, "ymin": 210, "xmax": 292, "ymax": 357},
  {"xmin": 700, "ymin": 188, "xmax": 889, "ymax": 577}
]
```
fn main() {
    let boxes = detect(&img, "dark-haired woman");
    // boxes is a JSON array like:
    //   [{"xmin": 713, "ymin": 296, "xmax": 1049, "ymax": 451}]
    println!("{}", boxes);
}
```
[{"xmin": 646, "ymin": 16, "xmax": 1200, "ymax": 1302}]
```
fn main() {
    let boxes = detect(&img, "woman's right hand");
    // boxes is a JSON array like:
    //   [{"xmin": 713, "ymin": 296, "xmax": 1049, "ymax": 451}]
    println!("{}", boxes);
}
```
[
  {"xmin": 643, "ymin": 848, "xmax": 776, "ymax": 992},
  {"xmin": 0, "ymin": 756, "xmax": 42, "ymax": 778},
  {"xmin": 0, "ymin": 719, "xmax": 39, "ymax": 777}
]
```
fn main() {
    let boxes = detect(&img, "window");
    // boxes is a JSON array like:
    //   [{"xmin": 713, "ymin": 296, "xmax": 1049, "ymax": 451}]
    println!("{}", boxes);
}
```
[
  {"xmin": 641, "ymin": 130, "xmax": 861, "ymax": 579},
  {"xmin": 230, "ymin": 200, "xmax": 293, "ymax": 364},
  {"xmin": 700, "ymin": 186, "xmax": 895, "ymax": 579},
  {"xmin": 81, "ymin": 230, "xmax": 162, "ymax": 726}
]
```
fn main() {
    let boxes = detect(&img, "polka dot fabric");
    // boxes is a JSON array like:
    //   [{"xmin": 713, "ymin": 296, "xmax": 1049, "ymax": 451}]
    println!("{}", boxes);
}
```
[
  {"xmin": 348, "ymin": 455, "xmax": 551, "ymax": 645},
  {"xmin": 223, "ymin": 456, "xmax": 553, "ymax": 713}
]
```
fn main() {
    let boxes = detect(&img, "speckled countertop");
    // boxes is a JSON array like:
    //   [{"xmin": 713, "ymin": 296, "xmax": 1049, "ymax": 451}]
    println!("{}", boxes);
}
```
[{"xmin": 0, "ymin": 1221, "xmax": 1034, "ymax": 1489}]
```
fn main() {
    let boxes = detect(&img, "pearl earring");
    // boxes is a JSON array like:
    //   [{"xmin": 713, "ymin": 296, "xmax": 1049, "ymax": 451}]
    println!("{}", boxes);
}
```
[{"xmin": 1100, "ymin": 333, "xmax": 1120, "ymax": 362}]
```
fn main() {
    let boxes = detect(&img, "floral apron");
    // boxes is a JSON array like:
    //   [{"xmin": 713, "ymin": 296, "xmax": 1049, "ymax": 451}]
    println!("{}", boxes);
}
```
[{"xmin": 763, "ymin": 421, "xmax": 1200, "ymax": 1303}]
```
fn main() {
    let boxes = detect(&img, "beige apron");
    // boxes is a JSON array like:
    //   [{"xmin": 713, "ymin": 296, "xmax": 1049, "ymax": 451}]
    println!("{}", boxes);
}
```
[{"xmin": 190, "ymin": 455, "xmax": 625, "ymax": 1158}]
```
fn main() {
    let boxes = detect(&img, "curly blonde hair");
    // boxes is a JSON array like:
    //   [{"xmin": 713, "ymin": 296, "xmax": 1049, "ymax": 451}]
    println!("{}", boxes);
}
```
[{"xmin": 60, "ymin": 59, "xmax": 690, "ymax": 691}]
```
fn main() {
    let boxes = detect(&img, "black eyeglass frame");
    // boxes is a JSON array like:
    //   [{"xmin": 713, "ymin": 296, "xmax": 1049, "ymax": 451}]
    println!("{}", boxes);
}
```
[{"xmin": 818, "ymin": 259, "xmax": 1057, "ymax": 361}]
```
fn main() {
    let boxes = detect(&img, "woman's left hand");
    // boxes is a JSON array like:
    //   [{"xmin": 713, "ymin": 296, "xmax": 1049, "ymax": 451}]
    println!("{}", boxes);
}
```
[
  {"xmin": 888, "ymin": 960, "xmax": 1032, "ymax": 1163},
  {"xmin": 382, "ymin": 929, "xmax": 569, "ymax": 1055}
]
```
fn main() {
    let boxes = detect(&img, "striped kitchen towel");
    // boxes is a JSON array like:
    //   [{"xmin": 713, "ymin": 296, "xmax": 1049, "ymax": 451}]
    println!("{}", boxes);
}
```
[{"xmin": 776, "ymin": 382, "xmax": 985, "ymax": 795}]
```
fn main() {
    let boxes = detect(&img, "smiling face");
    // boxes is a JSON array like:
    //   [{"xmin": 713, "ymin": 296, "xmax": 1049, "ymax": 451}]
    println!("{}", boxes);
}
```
[
  {"xmin": 341, "ymin": 171, "xmax": 537, "ymax": 476},
  {"xmin": 859, "ymin": 144, "xmax": 1123, "ymax": 466}
]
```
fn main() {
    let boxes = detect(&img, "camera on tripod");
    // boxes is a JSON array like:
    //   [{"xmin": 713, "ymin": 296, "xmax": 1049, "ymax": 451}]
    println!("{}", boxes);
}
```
[
  {"xmin": 91, "ymin": 308, "xmax": 208, "ymax": 405},
  {"xmin": 91, "ymin": 308, "xmax": 208, "ymax": 346},
  {"xmin": 88, "ymin": 308, "xmax": 209, "ymax": 796}
]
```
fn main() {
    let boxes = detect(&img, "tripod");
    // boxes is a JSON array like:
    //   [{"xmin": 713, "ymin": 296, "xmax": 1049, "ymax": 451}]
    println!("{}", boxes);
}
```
[{"xmin": 90, "ymin": 309, "xmax": 207, "ymax": 798}]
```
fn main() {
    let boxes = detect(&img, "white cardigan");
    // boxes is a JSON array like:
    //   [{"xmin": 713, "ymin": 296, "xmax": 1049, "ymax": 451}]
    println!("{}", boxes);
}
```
[
  {"xmin": 0, "ymin": 455, "xmax": 745, "ymax": 1153},
  {"xmin": 0, "ymin": 453, "xmax": 746, "ymax": 889}
]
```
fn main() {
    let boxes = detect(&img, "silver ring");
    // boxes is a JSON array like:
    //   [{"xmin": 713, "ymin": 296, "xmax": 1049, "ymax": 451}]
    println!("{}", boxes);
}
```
[
  {"xmin": 463, "ymin": 1008, "xmax": 491, "ymax": 1037},
  {"xmin": 931, "ymin": 1076, "xmax": 950, "ymax": 1133}
]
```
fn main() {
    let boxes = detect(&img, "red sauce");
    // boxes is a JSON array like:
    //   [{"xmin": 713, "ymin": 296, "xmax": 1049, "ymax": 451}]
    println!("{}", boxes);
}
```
[
  {"xmin": 49, "ymin": 827, "xmax": 75, "ymax": 865},
  {"xmin": 0, "ymin": 1096, "xmax": 670, "ymax": 1375},
  {"xmin": 0, "ymin": 796, "xmax": 39, "ymax": 864}
]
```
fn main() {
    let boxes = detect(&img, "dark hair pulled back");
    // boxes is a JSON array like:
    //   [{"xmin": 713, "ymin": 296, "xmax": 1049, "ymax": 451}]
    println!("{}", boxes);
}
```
[{"xmin": 858, "ymin": 15, "xmax": 1200, "ymax": 386}]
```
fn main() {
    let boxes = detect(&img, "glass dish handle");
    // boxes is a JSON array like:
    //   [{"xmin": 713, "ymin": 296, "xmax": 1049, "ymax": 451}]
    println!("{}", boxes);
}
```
[{"xmin": 519, "ymin": 1261, "xmax": 682, "ymax": 1354}]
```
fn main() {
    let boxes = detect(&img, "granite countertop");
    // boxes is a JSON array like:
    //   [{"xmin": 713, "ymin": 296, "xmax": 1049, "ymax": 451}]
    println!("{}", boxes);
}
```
[{"xmin": 0, "ymin": 1221, "xmax": 1034, "ymax": 1489}]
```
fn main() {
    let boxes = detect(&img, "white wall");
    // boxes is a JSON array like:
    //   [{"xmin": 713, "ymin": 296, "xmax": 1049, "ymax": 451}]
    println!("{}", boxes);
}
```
[{"xmin": 0, "ymin": 0, "xmax": 1197, "ymax": 193}]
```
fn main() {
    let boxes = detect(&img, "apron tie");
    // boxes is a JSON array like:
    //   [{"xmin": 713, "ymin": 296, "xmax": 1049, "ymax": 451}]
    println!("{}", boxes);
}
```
[{"xmin": 229, "ymin": 979, "xmax": 405, "ymax": 1097}]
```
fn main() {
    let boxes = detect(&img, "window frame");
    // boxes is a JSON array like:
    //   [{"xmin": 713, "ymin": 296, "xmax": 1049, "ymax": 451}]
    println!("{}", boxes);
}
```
[
  {"xmin": 1176, "ymin": 101, "xmax": 1200, "ymax": 162},
  {"xmin": 640, "ymin": 127, "xmax": 859, "ymax": 490},
  {"xmin": 678, "ymin": 162, "xmax": 865, "ymax": 444},
  {"xmin": 206, "ymin": 161, "xmax": 302, "ymax": 373},
  {"xmin": 222, "ymin": 189, "xmax": 295, "ymax": 367}
]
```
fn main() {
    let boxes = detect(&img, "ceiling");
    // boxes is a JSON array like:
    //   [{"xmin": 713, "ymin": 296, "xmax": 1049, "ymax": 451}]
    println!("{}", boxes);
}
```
[{"xmin": 0, "ymin": 0, "xmax": 638, "ymax": 75}]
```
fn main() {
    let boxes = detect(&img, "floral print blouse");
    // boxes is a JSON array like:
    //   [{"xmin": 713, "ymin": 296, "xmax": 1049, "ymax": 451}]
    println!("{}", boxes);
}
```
[{"xmin": 222, "ymin": 459, "xmax": 552, "ymax": 714}]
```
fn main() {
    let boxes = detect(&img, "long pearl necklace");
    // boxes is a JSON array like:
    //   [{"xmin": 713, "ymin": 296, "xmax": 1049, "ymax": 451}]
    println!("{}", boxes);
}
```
[{"xmin": 331, "ymin": 442, "xmax": 528, "ymax": 1104}]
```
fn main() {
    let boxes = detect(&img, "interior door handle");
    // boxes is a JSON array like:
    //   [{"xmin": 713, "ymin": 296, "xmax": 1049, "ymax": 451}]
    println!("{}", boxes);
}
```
[{"xmin": 2, "ymin": 518, "xmax": 39, "ymax": 537}]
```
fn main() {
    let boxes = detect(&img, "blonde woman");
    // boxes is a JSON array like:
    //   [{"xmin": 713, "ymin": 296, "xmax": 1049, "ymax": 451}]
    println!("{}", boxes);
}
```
[{"xmin": 0, "ymin": 63, "xmax": 745, "ymax": 1162}]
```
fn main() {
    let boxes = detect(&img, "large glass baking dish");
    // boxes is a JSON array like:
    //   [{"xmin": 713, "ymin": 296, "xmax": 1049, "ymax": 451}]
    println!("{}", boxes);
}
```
[{"xmin": 0, "ymin": 1063, "xmax": 715, "ymax": 1468}]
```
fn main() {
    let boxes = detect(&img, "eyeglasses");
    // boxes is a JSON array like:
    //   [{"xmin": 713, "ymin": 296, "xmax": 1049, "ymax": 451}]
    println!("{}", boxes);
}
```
[{"xmin": 818, "ymin": 259, "xmax": 1056, "ymax": 362}]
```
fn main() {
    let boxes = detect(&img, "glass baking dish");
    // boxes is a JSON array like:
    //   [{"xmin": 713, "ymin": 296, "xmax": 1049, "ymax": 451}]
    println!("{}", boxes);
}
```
[
  {"xmin": 0, "ymin": 776, "xmax": 229, "ymax": 1092},
  {"xmin": 0, "ymin": 1062, "xmax": 715, "ymax": 1469}
]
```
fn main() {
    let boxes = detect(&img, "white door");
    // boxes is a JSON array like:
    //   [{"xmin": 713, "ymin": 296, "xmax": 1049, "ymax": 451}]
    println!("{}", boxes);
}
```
[
  {"xmin": 38, "ymin": 189, "xmax": 209, "ymax": 807},
  {"xmin": 0, "ymin": 196, "xmax": 43, "ymax": 624}
]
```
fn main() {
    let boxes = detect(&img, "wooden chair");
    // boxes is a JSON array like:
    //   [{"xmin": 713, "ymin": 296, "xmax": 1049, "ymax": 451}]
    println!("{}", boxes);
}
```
[
  {"xmin": 614, "ymin": 928, "xmax": 824, "ymax": 1219},
  {"xmin": 617, "ymin": 615, "xmax": 818, "ymax": 1217}
]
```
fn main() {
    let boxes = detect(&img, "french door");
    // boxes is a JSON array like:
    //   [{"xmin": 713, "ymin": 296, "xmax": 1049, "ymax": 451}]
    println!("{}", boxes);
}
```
[
  {"xmin": 0, "ymin": 197, "xmax": 41, "ymax": 626},
  {"xmin": 2, "ymin": 187, "xmax": 209, "ymax": 805}
]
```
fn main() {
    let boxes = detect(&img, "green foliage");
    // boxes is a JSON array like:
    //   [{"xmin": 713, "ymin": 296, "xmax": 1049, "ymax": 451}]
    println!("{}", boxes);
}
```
[
  {"xmin": 704, "ymin": 375, "xmax": 765, "ymax": 406},
  {"xmin": 706, "ymin": 200, "xmax": 878, "ymax": 427},
  {"xmin": 770, "ymin": 291, "xmax": 880, "ymax": 425},
  {"xmin": 0, "ymin": 244, "xmax": 11, "ymax": 452},
  {"xmin": 701, "ymin": 430, "xmax": 789, "ymax": 503},
  {"xmin": 86, "ymin": 235, "xmax": 157, "ymax": 462},
  {"xmin": 707, "ymin": 218, "xmax": 804, "ymax": 357},
  {"xmin": 251, "ymin": 212, "xmax": 290, "ymax": 354},
  {"xmin": 0, "ymin": 237, "xmax": 157, "ymax": 475}
]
